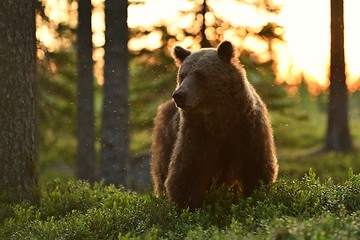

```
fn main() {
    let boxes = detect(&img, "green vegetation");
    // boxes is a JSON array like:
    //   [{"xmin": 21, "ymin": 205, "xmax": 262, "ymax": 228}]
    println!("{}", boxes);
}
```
[
  {"xmin": 2, "ymin": 1, "xmax": 355, "ymax": 238},
  {"xmin": 273, "ymin": 90, "xmax": 360, "ymax": 182},
  {"xmin": 32, "ymin": 43, "xmax": 360, "ymax": 238},
  {"xmin": 36, "ymin": 41, "xmax": 360, "ymax": 187},
  {"xmin": 1, "ymin": 171, "xmax": 359, "ymax": 239},
  {"xmin": 32, "ymin": 8, "xmax": 360, "ymax": 237}
]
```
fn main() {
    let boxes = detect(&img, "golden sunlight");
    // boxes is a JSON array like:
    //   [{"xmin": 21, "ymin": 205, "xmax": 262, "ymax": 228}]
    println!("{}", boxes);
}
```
[
  {"xmin": 273, "ymin": 0, "xmax": 331, "ymax": 94},
  {"xmin": 126, "ymin": 0, "xmax": 360, "ymax": 92},
  {"xmin": 38, "ymin": 0, "xmax": 360, "ymax": 92},
  {"xmin": 274, "ymin": 0, "xmax": 360, "ymax": 93},
  {"xmin": 344, "ymin": 1, "xmax": 360, "ymax": 92}
]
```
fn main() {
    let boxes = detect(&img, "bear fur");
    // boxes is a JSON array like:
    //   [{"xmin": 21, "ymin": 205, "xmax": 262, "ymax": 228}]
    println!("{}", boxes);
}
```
[{"xmin": 151, "ymin": 41, "xmax": 278, "ymax": 210}]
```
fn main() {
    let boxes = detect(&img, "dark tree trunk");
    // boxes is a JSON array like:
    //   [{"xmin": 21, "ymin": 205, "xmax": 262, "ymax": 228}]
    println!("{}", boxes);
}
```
[
  {"xmin": 325, "ymin": 0, "xmax": 353, "ymax": 152},
  {"xmin": 200, "ymin": 0, "xmax": 212, "ymax": 48},
  {"xmin": 76, "ymin": 0, "xmax": 96, "ymax": 182},
  {"xmin": 0, "ymin": 0, "xmax": 38, "ymax": 203},
  {"xmin": 100, "ymin": 0, "xmax": 129, "ymax": 186}
]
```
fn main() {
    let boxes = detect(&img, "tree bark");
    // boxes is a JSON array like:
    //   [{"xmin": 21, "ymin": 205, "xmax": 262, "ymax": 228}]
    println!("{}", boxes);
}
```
[
  {"xmin": 100, "ymin": 0, "xmax": 129, "ymax": 186},
  {"xmin": 0, "ymin": 0, "xmax": 38, "ymax": 203},
  {"xmin": 200, "ymin": 0, "xmax": 212, "ymax": 48},
  {"xmin": 76, "ymin": 0, "xmax": 96, "ymax": 182},
  {"xmin": 325, "ymin": 0, "xmax": 353, "ymax": 152}
]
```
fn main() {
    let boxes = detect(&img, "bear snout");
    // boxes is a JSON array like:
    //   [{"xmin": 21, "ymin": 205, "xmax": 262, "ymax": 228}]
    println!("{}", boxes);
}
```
[
  {"xmin": 172, "ymin": 88, "xmax": 199, "ymax": 111},
  {"xmin": 172, "ymin": 90, "xmax": 187, "ymax": 109}
]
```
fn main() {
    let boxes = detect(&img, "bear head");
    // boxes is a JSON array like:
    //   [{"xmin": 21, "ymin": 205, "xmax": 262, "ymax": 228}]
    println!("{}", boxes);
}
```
[{"xmin": 171, "ymin": 41, "xmax": 241, "ymax": 112}]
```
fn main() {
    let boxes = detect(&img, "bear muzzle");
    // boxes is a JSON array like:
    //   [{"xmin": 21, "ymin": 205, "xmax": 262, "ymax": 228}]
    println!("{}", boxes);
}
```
[
  {"xmin": 172, "ymin": 90, "xmax": 187, "ymax": 109},
  {"xmin": 172, "ymin": 90, "xmax": 197, "ymax": 110}
]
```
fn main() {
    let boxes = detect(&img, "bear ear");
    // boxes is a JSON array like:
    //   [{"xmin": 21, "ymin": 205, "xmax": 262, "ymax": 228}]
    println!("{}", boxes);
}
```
[
  {"xmin": 172, "ymin": 46, "xmax": 191, "ymax": 65},
  {"xmin": 217, "ymin": 41, "xmax": 235, "ymax": 62}
]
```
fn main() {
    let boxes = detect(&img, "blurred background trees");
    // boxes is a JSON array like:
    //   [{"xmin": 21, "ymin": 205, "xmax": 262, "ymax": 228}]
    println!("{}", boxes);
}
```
[
  {"xmin": 77, "ymin": 0, "xmax": 96, "ymax": 183},
  {"xmin": 100, "ymin": 0, "xmax": 129, "ymax": 186},
  {"xmin": 30, "ymin": 0, "xmax": 359, "ymax": 189},
  {"xmin": 325, "ymin": 0, "xmax": 353, "ymax": 152}
]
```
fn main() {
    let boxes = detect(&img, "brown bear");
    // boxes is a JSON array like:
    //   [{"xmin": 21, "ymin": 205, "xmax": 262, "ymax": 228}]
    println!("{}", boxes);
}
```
[{"xmin": 151, "ymin": 41, "xmax": 278, "ymax": 210}]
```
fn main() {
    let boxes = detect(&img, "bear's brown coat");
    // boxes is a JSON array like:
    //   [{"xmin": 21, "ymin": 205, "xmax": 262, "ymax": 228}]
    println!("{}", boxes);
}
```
[{"xmin": 151, "ymin": 41, "xmax": 278, "ymax": 210}]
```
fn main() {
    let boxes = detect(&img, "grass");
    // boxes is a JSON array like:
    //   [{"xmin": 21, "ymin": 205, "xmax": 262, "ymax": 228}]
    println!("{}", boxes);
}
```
[
  {"xmin": 279, "ymin": 151, "xmax": 360, "ymax": 182},
  {"xmin": 270, "ymin": 90, "xmax": 360, "ymax": 182},
  {"xmin": 1, "ymin": 171, "xmax": 359, "ymax": 239},
  {"xmin": 274, "ymin": 108, "xmax": 360, "ymax": 192}
]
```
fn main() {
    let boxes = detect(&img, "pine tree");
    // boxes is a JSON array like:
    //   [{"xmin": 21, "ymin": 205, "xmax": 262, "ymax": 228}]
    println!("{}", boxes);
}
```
[
  {"xmin": 76, "ymin": 0, "xmax": 96, "ymax": 182},
  {"xmin": 325, "ymin": 0, "xmax": 353, "ymax": 152},
  {"xmin": 0, "ymin": 0, "xmax": 38, "ymax": 203},
  {"xmin": 100, "ymin": 0, "xmax": 129, "ymax": 186}
]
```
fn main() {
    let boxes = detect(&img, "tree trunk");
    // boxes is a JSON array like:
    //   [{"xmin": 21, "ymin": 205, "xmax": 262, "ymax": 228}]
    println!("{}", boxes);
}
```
[
  {"xmin": 200, "ymin": 0, "xmax": 212, "ymax": 48},
  {"xmin": 325, "ymin": 0, "xmax": 353, "ymax": 152},
  {"xmin": 76, "ymin": 0, "xmax": 96, "ymax": 182},
  {"xmin": 100, "ymin": 0, "xmax": 129, "ymax": 186},
  {"xmin": 0, "ymin": 0, "xmax": 38, "ymax": 203}
]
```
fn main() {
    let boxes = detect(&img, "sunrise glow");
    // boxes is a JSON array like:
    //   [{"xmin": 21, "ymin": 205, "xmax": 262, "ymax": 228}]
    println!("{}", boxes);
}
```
[
  {"xmin": 127, "ymin": 0, "xmax": 360, "ymax": 93},
  {"xmin": 274, "ymin": 0, "xmax": 360, "ymax": 93},
  {"xmin": 38, "ymin": 0, "xmax": 360, "ymax": 92}
]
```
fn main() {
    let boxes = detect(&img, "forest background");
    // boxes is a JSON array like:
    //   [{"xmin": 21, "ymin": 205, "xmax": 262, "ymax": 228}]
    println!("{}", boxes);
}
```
[
  {"xmin": 1, "ymin": 0, "xmax": 360, "ymax": 238},
  {"xmin": 35, "ymin": 0, "xmax": 360, "ymax": 189}
]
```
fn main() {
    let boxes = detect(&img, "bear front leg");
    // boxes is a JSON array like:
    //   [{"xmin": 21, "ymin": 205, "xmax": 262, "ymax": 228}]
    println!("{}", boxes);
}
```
[
  {"xmin": 240, "ymin": 161, "xmax": 277, "ymax": 197},
  {"xmin": 165, "ymin": 166, "xmax": 212, "ymax": 210},
  {"xmin": 151, "ymin": 160, "xmax": 168, "ymax": 196},
  {"xmin": 151, "ymin": 101, "xmax": 179, "ymax": 196},
  {"xmin": 164, "ymin": 139, "xmax": 216, "ymax": 210},
  {"xmin": 166, "ymin": 164, "xmax": 213, "ymax": 210}
]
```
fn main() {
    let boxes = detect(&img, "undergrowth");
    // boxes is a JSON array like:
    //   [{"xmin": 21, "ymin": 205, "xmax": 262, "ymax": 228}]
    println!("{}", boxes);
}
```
[{"xmin": 1, "ymin": 170, "xmax": 359, "ymax": 239}]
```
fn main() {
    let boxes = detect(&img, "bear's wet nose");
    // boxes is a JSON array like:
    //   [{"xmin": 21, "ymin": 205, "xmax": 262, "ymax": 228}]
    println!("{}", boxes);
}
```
[{"xmin": 172, "ymin": 91, "xmax": 186, "ymax": 107}]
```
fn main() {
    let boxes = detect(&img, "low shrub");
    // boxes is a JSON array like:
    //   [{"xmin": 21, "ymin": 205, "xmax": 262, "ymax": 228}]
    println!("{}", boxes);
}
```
[{"xmin": 1, "ymin": 171, "xmax": 359, "ymax": 239}]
